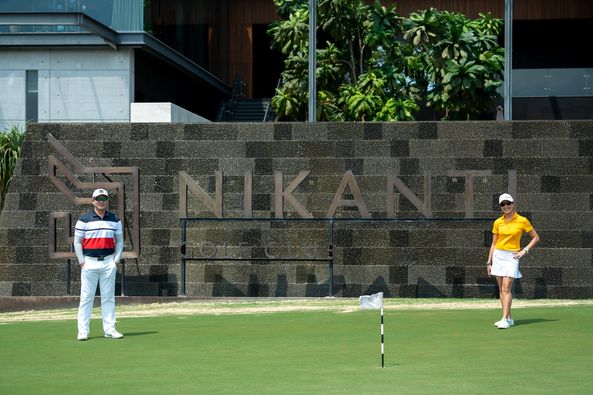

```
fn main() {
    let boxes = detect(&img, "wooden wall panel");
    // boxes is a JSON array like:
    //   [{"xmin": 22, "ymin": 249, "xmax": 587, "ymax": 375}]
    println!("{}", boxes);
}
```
[
  {"xmin": 384, "ymin": 0, "xmax": 503, "ymax": 18},
  {"xmin": 230, "ymin": 0, "xmax": 280, "ymax": 24},
  {"xmin": 145, "ymin": 0, "xmax": 231, "ymax": 82},
  {"xmin": 381, "ymin": 0, "xmax": 593, "ymax": 19},
  {"xmin": 228, "ymin": 0, "xmax": 280, "ymax": 96},
  {"xmin": 513, "ymin": 0, "xmax": 593, "ymax": 19}
]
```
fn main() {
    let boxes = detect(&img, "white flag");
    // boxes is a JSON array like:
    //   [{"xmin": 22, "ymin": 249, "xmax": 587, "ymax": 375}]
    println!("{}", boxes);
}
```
[{"xmin": 359, "ymin": 292, "xmax": 383, "ymax": 310}]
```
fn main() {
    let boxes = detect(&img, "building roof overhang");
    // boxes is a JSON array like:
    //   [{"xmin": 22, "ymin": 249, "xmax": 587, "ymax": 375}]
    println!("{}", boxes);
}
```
[{"xmin": 0, "ymin": 12, "xmax": 231, "ymax": 97}]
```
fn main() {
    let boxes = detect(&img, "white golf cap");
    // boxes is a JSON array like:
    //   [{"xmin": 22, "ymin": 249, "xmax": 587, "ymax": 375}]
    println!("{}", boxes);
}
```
[
  {"xmin": 498, "ymin": 193, "xmax": 513, "ymax": 204},
  {"xmin": 92, "ymin": 188, "xmax": 109, "ymax": 199}
]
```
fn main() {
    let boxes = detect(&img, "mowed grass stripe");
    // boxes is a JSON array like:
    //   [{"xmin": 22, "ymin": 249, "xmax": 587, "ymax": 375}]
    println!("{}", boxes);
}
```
[{"xmin": 1, "ymin": 306, "xmax": 592, "ymax": 394}]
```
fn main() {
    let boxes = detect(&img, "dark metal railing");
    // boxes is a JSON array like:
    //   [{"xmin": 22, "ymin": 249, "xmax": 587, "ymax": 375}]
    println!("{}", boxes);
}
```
[
  {"xmin": 179, "ymin": 217, "xmax": 492, "ymax": 297},
  {"xmin": 216, "ymin": 78, "xmax": 247, "ymax": 122}
]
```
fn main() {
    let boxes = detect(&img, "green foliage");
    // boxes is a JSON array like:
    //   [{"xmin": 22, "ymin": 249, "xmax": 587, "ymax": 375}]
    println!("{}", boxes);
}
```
[
  {"xmin": 269, "ymin": 1, "xmax": 503, "ymax": 121},
  {"xmin": 405, "ymin": 9, "xmax": 504, "ymax": 119},
  {"xmin": 0, "ymin": 125, "xmax": 25, "ymax": 212}
]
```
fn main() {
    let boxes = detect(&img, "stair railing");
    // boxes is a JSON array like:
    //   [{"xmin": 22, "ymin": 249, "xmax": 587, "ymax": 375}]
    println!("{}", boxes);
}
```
[
  {"xmin": 216, "ymin": 77, "xmax": 247, "ymax": 122},
  {"xmin": 263, "ymin": 78, "xmax": 282, "ymax": 122}
]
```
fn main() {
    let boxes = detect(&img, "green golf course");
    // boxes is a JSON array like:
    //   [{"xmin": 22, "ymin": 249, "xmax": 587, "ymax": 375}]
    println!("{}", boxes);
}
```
[{"xmin": 1, "ymin": 301, "xmax": 592, "ymax": 394}]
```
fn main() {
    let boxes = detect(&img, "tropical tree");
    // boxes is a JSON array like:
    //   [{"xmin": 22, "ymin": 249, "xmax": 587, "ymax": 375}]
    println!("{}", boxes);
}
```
[
  {"xmin": 403, "ymin": 9, "xmax": 504, "ymax": 119},
  {"xmin": 269, "ymin": 1, "xmax": 503, "ymax": 121},
  {"xmin": 269, "ymin": 0, "xmax": 415, "ymax": 121},
  {"xmin": 0, "ymin": 125, "xmax": 25, "ymax": 212}
]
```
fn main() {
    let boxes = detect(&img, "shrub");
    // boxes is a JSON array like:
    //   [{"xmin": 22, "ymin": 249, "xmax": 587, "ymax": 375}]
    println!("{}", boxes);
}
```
[{"xmin": 0, "ymin": 125, "xmax": 25, "ymax": 212}]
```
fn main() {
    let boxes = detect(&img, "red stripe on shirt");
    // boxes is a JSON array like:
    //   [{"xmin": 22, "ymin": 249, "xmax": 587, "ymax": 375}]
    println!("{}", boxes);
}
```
[{"xmin": 83, "ymin": 237, "xmax": 115, "ymax": 250}]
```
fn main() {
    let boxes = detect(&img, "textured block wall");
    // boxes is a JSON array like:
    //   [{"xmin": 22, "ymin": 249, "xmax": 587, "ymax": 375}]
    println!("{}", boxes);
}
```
[{"xmin": 1, "ymin": 121, "xmax": 592, "ymax": 298}]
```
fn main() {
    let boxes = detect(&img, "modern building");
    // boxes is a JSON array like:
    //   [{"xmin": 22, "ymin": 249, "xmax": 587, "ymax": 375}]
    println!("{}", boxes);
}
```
[
  {"xmin": 1, "ymin": 0, "xmax": 592, "ymax": 128},
  {"xmin": 0, "ymin": 0, "xmax": 232, "ymax": 129}
]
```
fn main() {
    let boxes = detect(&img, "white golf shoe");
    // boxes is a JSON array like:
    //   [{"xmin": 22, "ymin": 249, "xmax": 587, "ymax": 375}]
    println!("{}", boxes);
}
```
[
  {"xmin": 494, "ymin": 318, "xmax": 514, "ymax": 327},
  {"xmin": 104, "ymin": 330, "xmax": 124, "ymax": 339},
  {"xmin": 496, "ymin": 320, "xmax": 511, "ymax": 329}
]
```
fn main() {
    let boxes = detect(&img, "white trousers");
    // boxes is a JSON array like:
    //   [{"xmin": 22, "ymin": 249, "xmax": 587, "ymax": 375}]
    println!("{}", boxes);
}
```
[{"xmin": 77, "ymin": 255, "xmax": 117, "ymax": 336}]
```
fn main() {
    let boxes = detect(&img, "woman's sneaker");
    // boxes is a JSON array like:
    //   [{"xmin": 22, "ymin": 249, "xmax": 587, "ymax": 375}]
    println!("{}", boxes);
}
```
[
  {"xmin": 497, "ymin": 320, "xmax": 511, "ymax": 329},
  {"xmin": 494, "ymin": 318, "xmax": 514, "ymax": 327}
]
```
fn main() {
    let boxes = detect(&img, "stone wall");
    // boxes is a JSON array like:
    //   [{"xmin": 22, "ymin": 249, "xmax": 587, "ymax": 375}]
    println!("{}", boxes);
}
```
[{"xmin": 1, "ymin": 121, "xmax": 592, "ymax": 298}]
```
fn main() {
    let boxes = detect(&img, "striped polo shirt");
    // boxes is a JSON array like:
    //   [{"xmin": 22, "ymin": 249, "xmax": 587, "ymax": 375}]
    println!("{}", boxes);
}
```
[{"xmin": 74, "ymin": 211, "xmax": 122, "ymax": 258}]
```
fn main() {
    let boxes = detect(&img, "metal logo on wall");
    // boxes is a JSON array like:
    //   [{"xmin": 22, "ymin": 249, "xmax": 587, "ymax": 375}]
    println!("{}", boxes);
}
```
[
  {"xmin": 46, "ymin": 133, "xmax": 140, "ymax": 259},
  {"xmin": 179, "ymin": 169, "xmax": 518, "ymax": 219}
]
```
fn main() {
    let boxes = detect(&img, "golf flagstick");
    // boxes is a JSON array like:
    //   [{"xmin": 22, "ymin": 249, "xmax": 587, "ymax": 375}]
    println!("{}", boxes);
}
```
[
  {"xmin": 381, "ymin": 304, "xmax": 384, "ymax": 368},
  {"xmin": 359, "ymin": 292, "xmax": 384, "ymax": 368}
]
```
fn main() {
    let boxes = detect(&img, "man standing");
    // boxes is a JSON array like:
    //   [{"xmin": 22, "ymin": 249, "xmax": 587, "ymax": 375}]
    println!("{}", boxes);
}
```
[{"xmin": 74, "ymin": 188, "xmax": 124, "ymax": 341}]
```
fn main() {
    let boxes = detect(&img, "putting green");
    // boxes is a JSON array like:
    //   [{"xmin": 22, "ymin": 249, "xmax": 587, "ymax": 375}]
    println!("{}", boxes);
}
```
[{"xmin": 1, "ymin": 303, "xmax": 592, "ymax": 394}]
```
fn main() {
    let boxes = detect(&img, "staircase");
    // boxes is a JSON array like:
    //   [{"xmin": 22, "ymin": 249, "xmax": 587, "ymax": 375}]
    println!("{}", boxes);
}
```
[
  {"xmin": 216, "ymin": 79, "xmax": 274, "ymax": 122},
  {"xmin": 226, "ymin": 98, "xmax": 271, "ymax": 122}
]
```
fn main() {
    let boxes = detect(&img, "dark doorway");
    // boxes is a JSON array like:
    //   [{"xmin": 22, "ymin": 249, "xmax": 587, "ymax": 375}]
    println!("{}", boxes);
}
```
[{"xmin": 252, "ymin": 24, "xmax": 284, "ymax": 98}]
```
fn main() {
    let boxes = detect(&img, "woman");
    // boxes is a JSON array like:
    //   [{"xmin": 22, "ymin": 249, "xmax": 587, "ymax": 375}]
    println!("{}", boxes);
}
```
[{"xmin": 487, "ymin": 193, "xmax": 539, "ymax": 329}]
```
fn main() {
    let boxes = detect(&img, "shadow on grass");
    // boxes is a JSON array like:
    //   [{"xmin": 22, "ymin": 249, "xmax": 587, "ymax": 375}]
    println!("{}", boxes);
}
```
[
  {"xmin": 80, "ymin": 332, "xmax": 158, "ymax": 340},
  {"xmin": 119, "ymin": 331, "xmax": 159, "ymax": 337},
  {"xmin": 516, "ymin": 318, "xmax": 558, "ymax": 326}
]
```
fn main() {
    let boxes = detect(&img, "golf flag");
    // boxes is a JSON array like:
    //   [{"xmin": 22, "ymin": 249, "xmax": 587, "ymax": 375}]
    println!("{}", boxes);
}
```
[
  {"xmin": 359, "ymin": 292, "xmax": 383, "ymax": 310},
  {"xmin": 359, "ymin": 292, "xmax": 385, "ymax": 368}
]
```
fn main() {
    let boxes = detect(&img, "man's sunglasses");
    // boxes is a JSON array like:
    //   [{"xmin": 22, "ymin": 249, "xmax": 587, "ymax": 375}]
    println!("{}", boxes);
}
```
[
  {"xmin": 500, "ymin": 201, "xmax": 513, "ymax": 207},
  {"xmin": 94, "ymin": 196, "xmax": 109, "ymax": 202}
]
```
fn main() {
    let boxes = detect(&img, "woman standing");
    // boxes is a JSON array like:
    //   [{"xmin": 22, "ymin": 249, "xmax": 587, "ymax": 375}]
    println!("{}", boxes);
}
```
[{"xmin": 487, "ymin": 193, "xmax": 539, "ymax": 329}]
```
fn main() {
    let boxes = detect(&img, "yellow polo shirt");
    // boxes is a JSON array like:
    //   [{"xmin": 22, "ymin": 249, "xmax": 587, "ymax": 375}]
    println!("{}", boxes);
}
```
[{"xmin": 492, "ymin": 212, "xmax": 534, "ymax": 251}]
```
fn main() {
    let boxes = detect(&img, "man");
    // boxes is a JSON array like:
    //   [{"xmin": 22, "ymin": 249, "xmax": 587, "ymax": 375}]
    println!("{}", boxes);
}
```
[{"xmin": 74, "ymin": 188, "xmax": 124, "ymax": 341}]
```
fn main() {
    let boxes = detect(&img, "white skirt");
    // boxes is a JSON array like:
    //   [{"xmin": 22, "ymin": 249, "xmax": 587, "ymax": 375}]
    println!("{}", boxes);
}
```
[{"xmin": 491, "ymin": 249, "xmax": 522, "ymax": 278}]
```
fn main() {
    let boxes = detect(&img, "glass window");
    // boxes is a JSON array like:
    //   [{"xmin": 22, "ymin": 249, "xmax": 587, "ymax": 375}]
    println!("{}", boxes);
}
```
[
  {"xmin": 26, "ymin": 70, "xmax": 39, "ymax": 123},
  {"xmin": 0, "ymin": 0, "xmax": 143, "ymax": 32}
]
